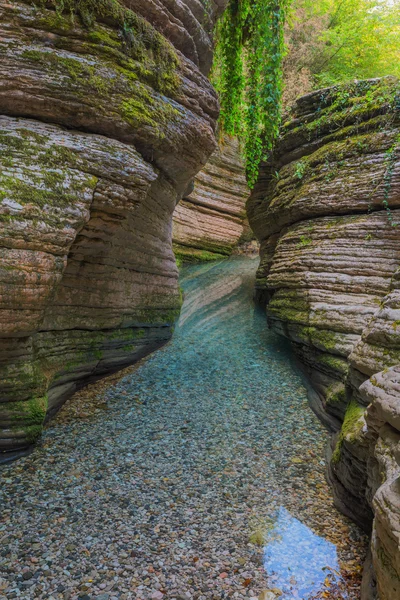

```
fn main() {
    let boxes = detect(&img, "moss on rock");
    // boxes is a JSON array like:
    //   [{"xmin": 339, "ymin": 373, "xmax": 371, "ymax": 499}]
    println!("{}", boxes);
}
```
[
  {"xmin": 332, "ymin": 400, "xmax": 365, "ymax": 463},
  {"xmin": 326, "ymin": 383, "xmax": 346, "ymax": 407},
  {"xmin": 29, "ymin": 0, "xmax": 180, "ymax": 96},
  {"xmin": 173, "ymin": 245, "xmax": 228, "ymax": 265}
]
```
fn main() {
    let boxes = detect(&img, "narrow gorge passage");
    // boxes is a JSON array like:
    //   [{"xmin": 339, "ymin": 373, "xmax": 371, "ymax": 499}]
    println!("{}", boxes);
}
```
[{"xmin": 0, "ymin": 257, "xmax": 367, "ymax": 600}]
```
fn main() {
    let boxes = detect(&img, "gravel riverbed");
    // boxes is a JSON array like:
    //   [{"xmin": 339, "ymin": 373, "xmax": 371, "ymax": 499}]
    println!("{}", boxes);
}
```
[{"xmin": 0, "ymin": 258, "xmax": 368, "ymax": 600}]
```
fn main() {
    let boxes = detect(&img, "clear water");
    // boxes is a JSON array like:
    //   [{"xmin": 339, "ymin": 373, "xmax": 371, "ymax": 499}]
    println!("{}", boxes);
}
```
[
  {"xmin": 262, "ymin": 507, "xmax": 340, "ymax": 598},
  {"xmin": 0, "ymin": 257, "xmax": 366, "ymax": 600}
]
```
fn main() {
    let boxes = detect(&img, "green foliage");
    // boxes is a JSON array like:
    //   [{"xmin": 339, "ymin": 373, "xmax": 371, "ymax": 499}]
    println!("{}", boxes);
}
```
[
  {"xmin": 213, "ymin": 0, "xmax": 291, "ymax": 188},
  {"xmin": 214, "ymin": 0, "xmax": 250, "ymax": 136},
  {"xmin": 332, "ymin": 400, "xmax": 365, "ymax": 463},
  {"xmin": 382, "ymin": 134, "xmax": 400, "ymax": 227},
  {"xmin": 294, "ymin": 160, "xmax": 307, "ymax": 179},
  {"xmin": 296, "ymin": 235, "xmax": 312, "ymax": 248},
  {"xmin": 283, "ymin": 0, "xmax": 400, "ymax": 105}
]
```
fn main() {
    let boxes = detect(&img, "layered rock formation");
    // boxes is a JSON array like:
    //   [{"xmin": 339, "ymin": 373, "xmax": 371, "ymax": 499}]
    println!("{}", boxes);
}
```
[
  {"xmin": 0, "ymin": 0, "xmax": 227, "ymax": 458},
  {"xmin": 248, "ymin": 77, "xmax": 400, "ymax": 599},
  {"xmin": 173, "ymin": 134, "xmax": 250, "ymax": 263}
]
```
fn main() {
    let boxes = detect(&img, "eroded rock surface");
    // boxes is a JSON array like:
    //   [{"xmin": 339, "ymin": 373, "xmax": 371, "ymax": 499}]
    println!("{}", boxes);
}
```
[
  {"xmin": 173, "ymin": 134, "xmax": 250, "ymax": 262},
  {"xmin": 0, "ymin": 0, "xmax": 227, "ymax": 457},
  {"xmin": 248, "ymin": 78, "xmax": 400, "ymax": 599}
]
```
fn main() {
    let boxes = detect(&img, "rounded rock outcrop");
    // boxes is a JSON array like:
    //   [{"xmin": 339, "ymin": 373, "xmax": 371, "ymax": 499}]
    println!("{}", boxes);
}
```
[
  {"xmin": 0, "ymin": 0, "xmax": 228, "ymax": 458},
  {"xmin": 248, "ymin": 77, "xmax": 400, "ymax": 599}
]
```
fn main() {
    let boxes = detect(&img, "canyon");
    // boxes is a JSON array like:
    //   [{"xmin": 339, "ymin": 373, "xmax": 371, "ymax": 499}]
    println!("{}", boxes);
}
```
[{"xmin": 0, "ymin": 2, "xmax": 399, "ymax": 599}]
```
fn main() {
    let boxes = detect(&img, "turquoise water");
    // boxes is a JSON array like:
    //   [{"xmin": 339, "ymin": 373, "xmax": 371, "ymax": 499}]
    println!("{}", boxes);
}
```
[{"xmin": 0, "ymin": 257, "xmax": 366, "ymax": 600}]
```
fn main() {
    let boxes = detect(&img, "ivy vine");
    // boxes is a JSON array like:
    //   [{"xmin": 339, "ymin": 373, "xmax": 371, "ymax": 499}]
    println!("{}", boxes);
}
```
[
  {"xmin": 382, "ymin": 135, "xmax": 400, "ymax": 227},
  {"xmin": 213, "ymin": 0, "xmax": 290, "ymax": 188}
]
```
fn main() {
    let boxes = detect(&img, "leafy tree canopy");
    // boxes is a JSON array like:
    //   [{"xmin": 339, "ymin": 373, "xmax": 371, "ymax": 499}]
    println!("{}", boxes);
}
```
[{"xmin": 283, "ymin": 0, "xmax": 400, "ymax": 106}]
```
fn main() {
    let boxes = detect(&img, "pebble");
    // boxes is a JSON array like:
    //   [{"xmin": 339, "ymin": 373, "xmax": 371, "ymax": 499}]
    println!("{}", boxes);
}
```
[{"xmin": 0, "ymin": 259, "xmax": 367, "ymax": 600}]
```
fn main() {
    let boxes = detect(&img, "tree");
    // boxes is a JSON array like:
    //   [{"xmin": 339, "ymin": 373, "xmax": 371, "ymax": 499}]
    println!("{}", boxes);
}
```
[{"xmin": 283, "ymin": 0, "xmax": 400, "ymax": 107}]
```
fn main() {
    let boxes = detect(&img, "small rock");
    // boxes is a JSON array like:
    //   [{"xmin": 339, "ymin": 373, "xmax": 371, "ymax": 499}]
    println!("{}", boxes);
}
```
[{"xmin": 258, "ymin": 591, "xmax": 277, "ymax": 600}]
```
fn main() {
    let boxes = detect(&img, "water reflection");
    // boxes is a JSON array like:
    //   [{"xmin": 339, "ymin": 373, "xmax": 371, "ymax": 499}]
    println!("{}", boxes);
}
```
[{"xmin": 263, "ymin": 507, "xmax": 341, "ymax": 599}]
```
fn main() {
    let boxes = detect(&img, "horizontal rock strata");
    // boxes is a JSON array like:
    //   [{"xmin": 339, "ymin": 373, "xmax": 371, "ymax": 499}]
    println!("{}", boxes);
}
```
[
  {"xmin": 0, "ymin": 0, "xmax": 227, "ymax": 458},
  {"xmin": 248, "ymin": 78, "xmax": 400, "ymax": 599},
  {"xmin": 173, "ymin": 135, "xmax": 249, "ymax": 262}
]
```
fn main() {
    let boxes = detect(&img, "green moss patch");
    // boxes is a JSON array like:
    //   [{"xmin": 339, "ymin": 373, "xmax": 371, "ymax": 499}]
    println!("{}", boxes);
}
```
[
  {"xmin": 6, "ymin": 396, "xmax": 48, "ymax": 444},
  {"xmin": 316, "ymin": 353, "xmax": 349, "ymax": 376},
  {"xmin": 173, "ymin": 245, "xmax": 229, "ymax": 265},
  {"xmin": 332, "ymin": 400, "xmax": 365, "ymax": 464},
  {"xmin": 120, "ymin": 84, "xmax": 180, "ymax": 133},
  {"xmin": 27, "ymin": 0, "xmax": 180, "ymax": 95},
  {"xmin": 307, "ymin": 327, "xmax": 348, "ymax": 355},
  {"xmin": 326, "ymin": 383, "xmax": 346, "ymax": 407},
  {"xmin": 20, "ymin": 45, "xmax": 181, "ymax": 137},
  {"xmin": 286, "ymin": 77, "xmax": 400, "ymax": 146},
  {"xmin": 268, "ymin": 292, "xmax": 309, "ymax": 326},
  {"xmin": 0, "ymin": 128, "xmax": 99, "ymax": 209}
]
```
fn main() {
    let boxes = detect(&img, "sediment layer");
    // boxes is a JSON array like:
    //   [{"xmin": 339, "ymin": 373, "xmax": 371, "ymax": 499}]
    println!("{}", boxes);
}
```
[
  {"xmin": 248, "ymin": 77, "xmax": 400, "ymax": 600},
  {"xmin": 173, "ymin": 135, "xmax": 249, "ymax": 263},
  {"xmin": 0, "ymin": 0, "xmax": 227, "ymax": 456}
]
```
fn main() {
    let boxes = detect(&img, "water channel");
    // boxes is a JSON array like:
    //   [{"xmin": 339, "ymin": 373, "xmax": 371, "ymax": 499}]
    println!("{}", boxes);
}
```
[{"xmin": 0, "ymin": 257, "xmax": 367, "ymax": 600}]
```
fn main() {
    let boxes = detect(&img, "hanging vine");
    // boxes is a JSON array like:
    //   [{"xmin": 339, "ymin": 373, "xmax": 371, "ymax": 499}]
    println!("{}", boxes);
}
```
[{"xmin": 213, "ymin": 0, "xmax": 290, "ymax": 188}]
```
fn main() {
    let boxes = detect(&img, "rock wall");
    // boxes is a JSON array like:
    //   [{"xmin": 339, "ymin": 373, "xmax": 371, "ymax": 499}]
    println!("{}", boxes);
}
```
[
  {"xmin": 248, "ymin": 78, "xmax": 400, "ymax": 599},
  {"xmin": 0, "ymin": 0, "xmax": 227, "ymax": 459},
  {"xmin": 173, "ymin": 134, "xmax": 250, "ymax": 263}
]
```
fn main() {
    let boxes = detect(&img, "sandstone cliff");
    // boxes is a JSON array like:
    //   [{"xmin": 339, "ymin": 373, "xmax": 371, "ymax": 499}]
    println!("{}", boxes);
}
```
[
  {"xmin": 248, "ymin": 77, "xmax": 400, "ymax": 599},
  {"xmin": 0, "ymin": 0, "xmax": 227, "ymax": 459},
  {"xmin": 172, "ymin": 134, "xmax": 250, "ymax": 263}
]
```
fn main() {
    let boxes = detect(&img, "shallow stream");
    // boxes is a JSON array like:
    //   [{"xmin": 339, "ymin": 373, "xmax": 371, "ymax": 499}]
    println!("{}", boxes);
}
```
[{"xmin": 0, "ymin": 257, "xmax": 367, "ymax": 600}]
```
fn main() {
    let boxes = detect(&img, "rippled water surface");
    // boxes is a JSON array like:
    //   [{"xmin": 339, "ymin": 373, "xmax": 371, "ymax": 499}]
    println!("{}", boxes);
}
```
[{"xmin": 0, "ymin": 257, "xmax": 367, "ymax": 600}]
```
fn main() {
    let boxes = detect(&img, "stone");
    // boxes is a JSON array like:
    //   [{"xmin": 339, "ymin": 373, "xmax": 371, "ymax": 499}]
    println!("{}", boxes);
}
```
[
  {"xmin": 0, "ymin": 0, "xmax": 228, "ymax": 457},
  {"xmin": 248, "ymin": 77, "xmax": 400, "ymax": 600},
  {"xmin": 173, "ymin": 135, "xmax": 250, "ymax": 262},
  {"xmin": 258, "ymin": 591, "xmax": 277, "ymax": 600}
]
